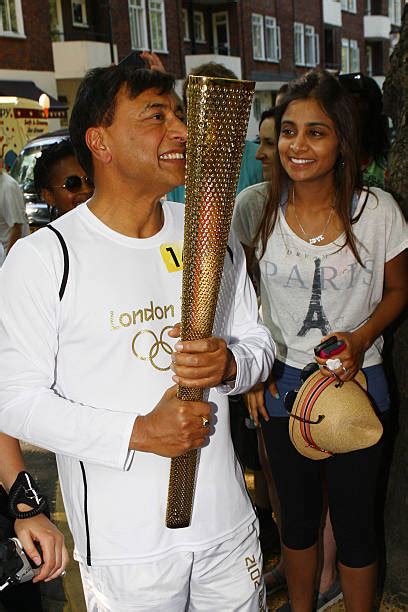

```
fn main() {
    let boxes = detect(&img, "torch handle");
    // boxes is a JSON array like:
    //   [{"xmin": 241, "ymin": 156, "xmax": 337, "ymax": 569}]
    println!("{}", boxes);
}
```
[{"xmin": 166, "ymin": 385, "xmax": 203, "ymax": 528}]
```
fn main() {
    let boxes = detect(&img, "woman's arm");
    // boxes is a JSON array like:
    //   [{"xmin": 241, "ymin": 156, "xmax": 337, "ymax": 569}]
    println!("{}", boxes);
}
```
[{"xmin": 0, "ymin": 433, "xmax": 69, "ymax": 582}]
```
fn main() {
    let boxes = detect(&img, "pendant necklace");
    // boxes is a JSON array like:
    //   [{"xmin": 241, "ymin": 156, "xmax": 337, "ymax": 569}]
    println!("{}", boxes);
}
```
[{"xmin": 292, "ymin": 188, "xmax": 334, "ymax": 245}]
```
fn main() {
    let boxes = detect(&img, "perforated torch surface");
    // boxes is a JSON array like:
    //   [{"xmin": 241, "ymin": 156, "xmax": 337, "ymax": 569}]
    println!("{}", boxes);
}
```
[{"xmin": 166, "ymin": 75, "xmax": 255, "ymax": 528}]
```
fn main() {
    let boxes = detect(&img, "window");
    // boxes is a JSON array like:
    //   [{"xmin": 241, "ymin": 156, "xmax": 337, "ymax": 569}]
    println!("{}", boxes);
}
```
[
  {"xmin": 341, "ymin": 38, "xmax": 349, "ymax": 72},
  {"xmin": 305, "ymin": 25, "xmax": 319, "ymax": 67},
  {"xmin": 194, "ymin": 11, "xmax": 205, "ymax": 43},
  {"xmin": 294, "ymin": 22, "xmax": 305, "ymax": 65},
  {"xmin": 388, "ymin": 0, "xmax": 402, "ymax": 25},
  {"xmin": 182, "ymin": 10, "xmax": 205, "ymax": 43},
  {"xmin": 50, "ymin": 0, "xmax": 64, "ymax": 41},
  {"xmin": 129, "ymin": 0, "xmax": 148, "ymax": 50},
  {"xmin": 0, "ymin": 0, "xmax": 24, "ymax": 35},
  {"xmin": 341, "ymin": 38, "xmax": 360, "ymax": 72},
  {"xmin": 366, "ymin": 44, "xmax": 373, "ymax": 76},
  {"xmin": 71, "ymin": 0, "xmax": 88, "ymax": 27},
  {"xmin": 252, "ymin": 14, "xmax": 281, "ymax": 62},
  {"xmin": 265, "ymin": 16, "xmax": 280, "ymax": 62},
  {"xmin": 350, "ymin": 39, "xmax": 360, "ymax": 71},
  {"xmin": 252, "ymin": 13, "xmax": 265, "ymax": 60},
  {"xmin": 148, "ymin": 0, "xmax": 167, "ymax": 52},
  {"xmin": 341, "ymin": 0, "xmax": 357, "ymax": 12},
  {"xmin": 182, "ymin": 9, "xmax": 189, "ymax": 40},
  {"xmin": 294, "ymin": 23, "xmax": 319, "ymax": 67},
  {"xmin": 213, "ymin": 11, "xmax": 229, "ymax": 55}
]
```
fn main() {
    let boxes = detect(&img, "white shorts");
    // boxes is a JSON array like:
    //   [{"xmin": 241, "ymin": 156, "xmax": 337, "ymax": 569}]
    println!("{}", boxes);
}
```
[{"xmin": 79, "ymin": 520, "xmax": 267, "ymax": 611}]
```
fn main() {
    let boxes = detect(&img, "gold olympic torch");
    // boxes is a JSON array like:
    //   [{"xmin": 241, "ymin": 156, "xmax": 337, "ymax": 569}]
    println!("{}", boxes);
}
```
[{"xmin": 166, "ymin": 75, "xmax": 255, "ymax": 529}]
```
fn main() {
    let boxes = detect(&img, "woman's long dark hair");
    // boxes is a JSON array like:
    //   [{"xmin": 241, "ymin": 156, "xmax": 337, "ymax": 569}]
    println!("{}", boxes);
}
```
[{"xmin": 254, "ymin": 69, "xmax": 367, "ymax": 266}]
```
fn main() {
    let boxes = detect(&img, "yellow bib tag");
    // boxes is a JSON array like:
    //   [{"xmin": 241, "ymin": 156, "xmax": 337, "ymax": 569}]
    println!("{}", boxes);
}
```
[{"xmin": 160, "ymin": 242, "xmax": 183, "ymax": 272}]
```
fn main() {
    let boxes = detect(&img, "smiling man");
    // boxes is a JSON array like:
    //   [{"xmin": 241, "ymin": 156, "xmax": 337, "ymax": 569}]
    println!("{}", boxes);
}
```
[{"xmin": 0, "ymin": 66, "xmax": 274, "ymax": 610}]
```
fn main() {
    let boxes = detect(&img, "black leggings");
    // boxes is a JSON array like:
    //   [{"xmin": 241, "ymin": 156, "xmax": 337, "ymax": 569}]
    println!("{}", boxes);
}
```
[{"xmin": 262, "ymin": 415, "xmax": 387, "ymax": 568}]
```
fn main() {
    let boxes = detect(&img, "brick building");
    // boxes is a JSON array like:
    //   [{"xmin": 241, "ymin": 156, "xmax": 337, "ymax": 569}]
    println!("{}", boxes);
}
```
[{"xmin": 0, "ymin": 0, "xmax": 404, "ymax": 137}]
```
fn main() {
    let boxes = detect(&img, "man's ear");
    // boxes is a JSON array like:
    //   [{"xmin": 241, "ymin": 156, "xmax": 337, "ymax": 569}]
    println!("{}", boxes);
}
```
[{"xmin": 86, "ymin": 127, "xmax": 112, "ymax": 165}]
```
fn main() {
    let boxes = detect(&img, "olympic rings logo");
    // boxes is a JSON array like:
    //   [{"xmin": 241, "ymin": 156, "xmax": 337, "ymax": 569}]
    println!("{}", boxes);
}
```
[{"xmin": 131, "ymin": 326, "xmax": 174, "ymax": 371}]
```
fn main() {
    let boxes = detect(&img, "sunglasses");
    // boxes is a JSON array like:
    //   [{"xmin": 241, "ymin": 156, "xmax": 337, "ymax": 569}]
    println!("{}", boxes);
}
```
[
  {"xmin": 338, "ymin": 72, "xmax": 367, "ymax": 93},
  {"xmin": 49, "ymin": 175, "xmax": 94, "ymax": 193}
]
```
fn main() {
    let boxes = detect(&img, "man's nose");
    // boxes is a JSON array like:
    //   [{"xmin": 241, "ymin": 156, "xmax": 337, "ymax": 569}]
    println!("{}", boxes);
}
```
[{"xmin": 171, "ymin": 116, "xmax": 187, "ymax": 142}]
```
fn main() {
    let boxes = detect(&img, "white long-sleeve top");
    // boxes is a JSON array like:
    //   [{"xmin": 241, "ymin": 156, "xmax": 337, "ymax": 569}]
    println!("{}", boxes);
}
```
[{"xmin": 0, "ymin": 201, "xmax": 275, "ymax": 565}]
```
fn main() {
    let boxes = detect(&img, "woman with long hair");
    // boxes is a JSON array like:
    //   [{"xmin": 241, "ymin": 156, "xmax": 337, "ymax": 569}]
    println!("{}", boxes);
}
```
[{"xmin": 233, "ymin": 69, "xmax": 408, "ymax": 611}]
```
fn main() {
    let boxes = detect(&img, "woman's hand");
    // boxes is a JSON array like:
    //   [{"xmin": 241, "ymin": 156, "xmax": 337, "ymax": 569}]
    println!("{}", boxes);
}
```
[
  {"xmin": 315, "ymin": 330, "xmax": 367, "ymax": 382},
  {"xmin": 14, "ymin": 513, "xmax": 69, "ymax": 583},
  {"xmin": 244, "ymin": 383, "xmax": 267, "ymax": 427},
  {"xmin": 244, "ymin": 374, "xmax": 279, "ymax": 427}
]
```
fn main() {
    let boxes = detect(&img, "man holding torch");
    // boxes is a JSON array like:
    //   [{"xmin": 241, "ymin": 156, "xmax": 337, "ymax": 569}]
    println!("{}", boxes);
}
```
[{"xmin": 0, "ymin": 65, "xmax": 274, "ymax": 610}]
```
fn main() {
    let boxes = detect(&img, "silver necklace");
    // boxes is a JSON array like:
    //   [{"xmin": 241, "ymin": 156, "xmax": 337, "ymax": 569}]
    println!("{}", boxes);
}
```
[{"xmin": 292, "ymin": 188, "xmax": 334, "ymax": 245}]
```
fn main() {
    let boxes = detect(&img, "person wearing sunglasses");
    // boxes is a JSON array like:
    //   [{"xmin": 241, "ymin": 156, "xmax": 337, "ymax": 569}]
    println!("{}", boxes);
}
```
[{"xmin": 34, "ymin": 140, "xmax": 94, "ymax": 218}]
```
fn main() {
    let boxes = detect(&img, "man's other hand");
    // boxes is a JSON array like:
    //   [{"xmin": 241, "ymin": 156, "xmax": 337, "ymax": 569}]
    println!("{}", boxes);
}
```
[{"xmin": 168, "ymin": 323, "xmax": 237, "ymax": 388}]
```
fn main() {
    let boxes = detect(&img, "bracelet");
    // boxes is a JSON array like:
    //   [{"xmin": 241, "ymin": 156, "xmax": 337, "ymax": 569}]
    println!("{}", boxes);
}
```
[{"xmin": 8, "ymin": 471, "xmax": 49, "ymax": 520}]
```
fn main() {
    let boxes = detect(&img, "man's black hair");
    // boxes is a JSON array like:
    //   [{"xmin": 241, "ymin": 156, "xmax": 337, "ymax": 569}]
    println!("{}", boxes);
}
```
[
  {"xmin": 69, "ymin": 66, "xmax": 175, "ymax": 178},
  {"xmin": 34, "ymin": 139, "xmax": 75, "ymax": 196}
]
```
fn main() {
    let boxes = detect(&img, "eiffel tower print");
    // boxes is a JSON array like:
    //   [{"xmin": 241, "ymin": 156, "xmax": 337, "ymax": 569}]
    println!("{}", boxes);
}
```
[{"xmin": 298, "ymin": 258, "xmax": 330, "ymax": 337}]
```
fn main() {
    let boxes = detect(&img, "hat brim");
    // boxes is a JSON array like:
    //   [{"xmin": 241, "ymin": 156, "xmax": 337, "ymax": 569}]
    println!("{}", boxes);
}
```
[{"xmin": 289, "ymin": 370, "xmax": 374, "ymax": 460}]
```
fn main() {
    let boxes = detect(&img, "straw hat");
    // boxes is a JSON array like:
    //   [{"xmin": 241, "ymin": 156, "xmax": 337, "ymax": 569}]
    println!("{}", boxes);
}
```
[{"xmin": 289, "ymin": 369, "xmax": 383, "ymax": 460}]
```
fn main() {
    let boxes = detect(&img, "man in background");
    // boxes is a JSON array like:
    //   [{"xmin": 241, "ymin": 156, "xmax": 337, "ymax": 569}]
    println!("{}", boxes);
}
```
[{"xmin": 0, "ymin": 156, "xmax": 29, "ymax": 265}]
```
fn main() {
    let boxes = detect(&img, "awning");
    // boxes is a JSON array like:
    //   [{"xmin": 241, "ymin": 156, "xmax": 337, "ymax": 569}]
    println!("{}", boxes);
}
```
[{"xmin": 0, "ymin": 80, "xmax": 68, "ymax": 119}]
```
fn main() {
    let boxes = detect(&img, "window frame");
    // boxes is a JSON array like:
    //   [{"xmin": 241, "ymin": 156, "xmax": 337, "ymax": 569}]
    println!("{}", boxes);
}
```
[
  {"xmin": 148, "ymin": 0, "xmax": 168, "ymax": 53},
  {"xmin": 366, "ymin": 44, "xmax": 373, "ymax": 76},
  {"xmin": 388, "ymin": 0, "xmax": 402, "ymax": 25},
  {"xmin": 341, "ymin": 37, "xmax": 359, "ymax": 73},
  {"xmin": 182, "ymin": 8, "xmax": 189, "ymax": 41},
  {"xmin": 0, "ymin": 0, "xmax": 25, "ymax": 37},
  {"xmin": 212, "ymin": 10, "xmax": 229, "ymax": 55},
  {"xmin": 341, "ymin": 37, "xmax": 350, "ymax": 72},
  {"xmin": 71, "ymin": 0, "xmax": 89, "ymax": 28},
  {"xmin": 305, "ymin": 24, "xmax": 318, "ymax": 67},
  {"xmin": 294, "ymin": 22, "xmax": 305, "ymax": 66},
  {"xmin": 251, "ymin": 13, "xmax": 265, "ymax": 60},
  {"xmin": 194, "ymin": 11, "xmax": 206, "ymax": 44},
  {"xmin": 129, "ymin": 0, "xmax": 148, "ymax": 51},
  {"xmin": 50, "ymin": 0, "xmax": 64, "ymax": 41},
  {"xmin": 349, "ymin": 38, "xmax": 360, "ymax": 72},
  {"xmin": 265, "ymin": 15, "xmax": 280, "ymax": 62},
  {"xmin": 341, "ymin": 0, "xmax": 357, "ymax": 13}
]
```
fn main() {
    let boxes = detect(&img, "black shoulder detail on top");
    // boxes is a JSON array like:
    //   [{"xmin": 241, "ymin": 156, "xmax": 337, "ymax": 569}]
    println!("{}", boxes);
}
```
[{"xmin": 46, "ymin": 225, "xmax": 69, "ymax": 301}]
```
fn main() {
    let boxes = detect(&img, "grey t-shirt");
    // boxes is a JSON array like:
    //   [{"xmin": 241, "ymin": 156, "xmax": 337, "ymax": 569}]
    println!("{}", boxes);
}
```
[{"xmin": 233, "ymin": 185, "xmax": 408, "ymax": 369}]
